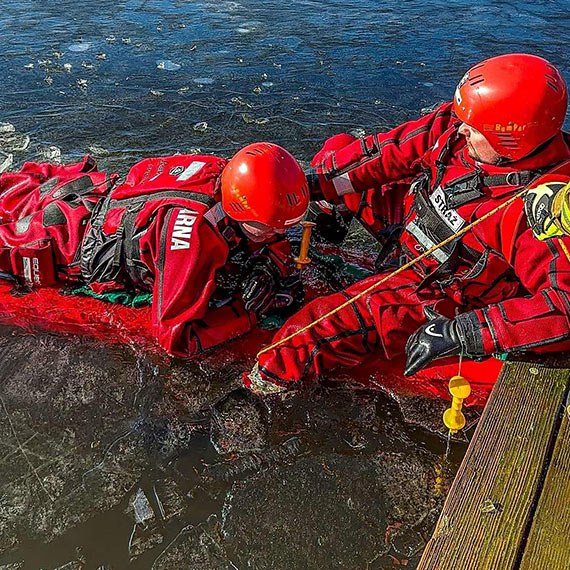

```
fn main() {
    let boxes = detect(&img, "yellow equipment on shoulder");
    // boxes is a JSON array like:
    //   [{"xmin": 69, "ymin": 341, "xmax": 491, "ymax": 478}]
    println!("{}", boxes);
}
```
[{"xmin": 524, "ymin": 179, "xmax": 570, "ymax": 240}]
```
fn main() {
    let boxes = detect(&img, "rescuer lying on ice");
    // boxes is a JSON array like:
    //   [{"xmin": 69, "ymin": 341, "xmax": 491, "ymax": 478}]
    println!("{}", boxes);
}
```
[
  {"xmin": 0, "ymin": 143, "xmax": 309, "ymax": 356},
  {"xmin": 245, "ymin": 53, "xmax": 570, "ymax": 393}
]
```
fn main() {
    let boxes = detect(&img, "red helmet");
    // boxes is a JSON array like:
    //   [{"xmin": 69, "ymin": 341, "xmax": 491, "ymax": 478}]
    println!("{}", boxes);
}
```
[
  {"xmin": 221, "ymin": 142, "xmax": 309, "ymax": 228},
  {"xmin": 453, "ymin": 53, "xmax": 568, "ymax": 161}
]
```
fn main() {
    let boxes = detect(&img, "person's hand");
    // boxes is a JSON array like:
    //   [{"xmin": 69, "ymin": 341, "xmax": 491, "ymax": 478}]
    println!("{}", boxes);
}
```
[
  {"xmin": 305, "ymin": 200, "xmax": 352, "ymax": 245},
  {"xmin": 270, "ymin": 275, "xmax": 304, "ymax": 315},
  {"xmin": 242, "ymin": 362, "xmax": 288, "ymax": 395},
  {"xmin": 404, "ymin": 316, "xmax": 462, "ymax": 376},
  {"xmin": 241, "ymin": 262, "xmax": 278, "ymax": 315}
]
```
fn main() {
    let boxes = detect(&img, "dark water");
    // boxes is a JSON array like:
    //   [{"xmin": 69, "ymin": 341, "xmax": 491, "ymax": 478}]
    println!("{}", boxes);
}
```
[{"xmin": 0, "ymin": 1, "xmax": 568, "ymax": 569}]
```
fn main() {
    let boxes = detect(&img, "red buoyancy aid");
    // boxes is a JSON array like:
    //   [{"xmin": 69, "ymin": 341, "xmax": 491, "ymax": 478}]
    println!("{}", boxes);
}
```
[
  {"xmin": 0, "ymin": 156, "xmax": 117, "ymax": 285},
  {"xmin": 82, "ymin": 154, "xmax": 294, "ymax": 356},
  {"xmin": 81, "ymin": 154, "xmax": 230, "ymax": 288}
]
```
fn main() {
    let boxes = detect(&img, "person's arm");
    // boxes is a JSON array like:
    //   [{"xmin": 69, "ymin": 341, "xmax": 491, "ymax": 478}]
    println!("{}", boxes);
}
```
[
  {"xmin": 310, "ymin": 102, "xmax": 455, "ymax": 203},
  {"xmin": 456, "ymin": 230, "xmax": 570, "ymax": 355},
  {"xmin": 149, "ymin": 207, "xmax": 254, "ymax": 356}
]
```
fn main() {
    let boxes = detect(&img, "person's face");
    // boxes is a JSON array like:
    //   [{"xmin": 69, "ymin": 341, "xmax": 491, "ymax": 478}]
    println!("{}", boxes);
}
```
[
  {"xmin": 458, "ymin": 123, "xmax": 502, "ymax": 164},
  {"xmin": 239, "ymin": 220, "xmax": 286, "ymax": 242}
]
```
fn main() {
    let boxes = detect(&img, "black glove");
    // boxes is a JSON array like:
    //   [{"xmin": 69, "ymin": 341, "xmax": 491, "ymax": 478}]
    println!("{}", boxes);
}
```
[
  {"xmin": 241, "ymin": 262, "xmax": 278, "ymax": 315},
  {"xmin": 305, "ymin": 201, "xmax": 352, "ymax": 245},
  {"xmin": 404, "ymin": 316, "xmax": 462, "ymax": 376},
  {"xmin": 269, "ymin": 275, "xmax": 305, "ymax": 317},
  {"xmin": 305, "ymin": 167, "xmax": 321, "ymax": 195}
]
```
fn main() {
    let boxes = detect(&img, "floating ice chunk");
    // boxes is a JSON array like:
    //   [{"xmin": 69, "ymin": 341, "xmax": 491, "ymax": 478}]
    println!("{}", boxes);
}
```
[
  {"xmin": 157, "ymin": 60, "xmax": 181, "ymax": 71},
  {"xmin": 87, "ymin": 145, "xmax": 109, "ymax": 156},
  {"xmin": 96, "ymin": 53, "xmax": 107, "ymax": 60},
  {"xmin": 24, "ymin": 63, "xmax": 34, "ymax": 70},
  {"xmin": 193, "ymin": 121, "xmax": 208, "ymax": 133},
  {"xmin": 39, "ymin": 145, "xmax": 62, "ymax": 163},
  {"xmin": 253, "ymin": 86, "xmax": 261, "ymax": 94},
  {"xmin": 0, "ymin": 123, "xmax": 15, "ymax": 134},
  {"xmin": 273, "ymin": 62, "xmax": 282, "ymax": 69},
  {"xmin": 350, "ymin": 127, "xmax": 366, "ymax": 138},
  {"xmin": 81, "ymin": 61, "xmax": 94, "ymax": 70},
  {"xmin": 192, "ymin": 77, "xmax": 214, "ymax": 85},
  {"xmin": 77, "ymin": 79, "xmax": 88, "ymax": 90},
  {"xmin": 237, "ymin": 27, "xmax": 253, "ymax": 34},
  {"xmin": 261, "ymin": 82, "xmax": 273, "ymax": 87},
  {"xmin": 63, "ymin": 63, "xmax": 72, "ymax": 72},
  {"xmin": 423, "ymin": 82, "xmax": 434, "ymax": 87},
  {"xmin": 53, "ymin": 51, "xmax": 64, "ymax": 59},
  {"xmin": 231, "ymin": 96, "xmax": 252, "ymax": 108},
  {"xmin": 0, "ymin": 151, "xmax": 13, "ymax": 173},
  {"xmin": 44, "ymin": 76, "xmax": 53, "ymax": 86},
  {"xmin": 68, "ymin": 42, "xmax": 91, "ymax": 52},
  {"xmin": 122, "ymin": 37, "xmax": 132, "ymax": 45},
  {"xmin": 242, "ymin": 114, "xmax": 269, "ymax": 125},
  {"xmin": 150, "ymin": 89, "xmax": 164, "ymax": 97},
  {"xmin": 106, "ymin": 35, "xmax": 116, "ymax": 43},
  {"xmin": 0, "ymin": 133, "xmax": 30, "ymax": 152},
  {"xmin": 177, "ymin": 86, "xmax": 190, "ymax": 94},
  {"xmin": 130, "ymin": 488, "xmax": 154, "ymax": 526}
]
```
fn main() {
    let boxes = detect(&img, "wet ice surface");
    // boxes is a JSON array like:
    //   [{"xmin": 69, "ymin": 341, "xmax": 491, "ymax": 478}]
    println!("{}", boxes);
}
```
[
  {"xmin": 0, "ymin": 0, "xmax": 569, "ymax": 567},
  {"xmin": 0, "ymin": 329, "xmax": 460, "ymax": 569}
]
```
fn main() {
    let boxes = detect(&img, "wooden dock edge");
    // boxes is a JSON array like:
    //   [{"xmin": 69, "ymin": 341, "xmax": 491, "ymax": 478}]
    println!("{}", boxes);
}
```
[{"xmin": 417, "ymin": 360, "xmax": 570, "ymax": 570}]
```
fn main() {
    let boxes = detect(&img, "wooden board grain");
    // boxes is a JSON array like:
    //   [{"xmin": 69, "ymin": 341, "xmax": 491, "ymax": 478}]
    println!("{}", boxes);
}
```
[
  {"xmin": 519, "ymin": 401, "xmax": 570, "ymax": 570},
  {"xmin": 417, "ymin": 361, "xmax": 569, "ymax": 570}
]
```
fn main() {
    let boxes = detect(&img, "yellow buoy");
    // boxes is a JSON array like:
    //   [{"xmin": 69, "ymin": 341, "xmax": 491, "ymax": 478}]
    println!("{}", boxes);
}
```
[
  {"xmin": 294, "ymin": 221, "xmax": 316, "ymax": 269},
  {"xmin": 443, "ymin": 375, "xmax": 471, "ymax": 434}
]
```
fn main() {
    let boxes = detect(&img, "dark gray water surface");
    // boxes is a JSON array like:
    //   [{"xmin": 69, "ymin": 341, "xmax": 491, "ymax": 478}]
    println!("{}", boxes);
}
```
[{"xmin": 1, "ymin": 1, "xmax": 569, "ymax": 568}]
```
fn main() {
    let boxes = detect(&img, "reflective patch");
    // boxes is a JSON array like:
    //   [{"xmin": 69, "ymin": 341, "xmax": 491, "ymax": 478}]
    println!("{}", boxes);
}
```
[
  {"xmin": 15, "ymin": 214, "xmax": 33, "ymax": 234},
  {"xmin": 429, "ymin": 186, "xmax": 465, "ymax": 232},
  {"xmin": 170, "ymin": 208, "xmax": 199, "ymax": 250},
  {"xmin": 332, "ymin": 172, "xmax": 355, "ymax": 196},
  {"xmin": 284, "ymin": 213, "xmax": 304, "ymax": 226},
  {"xmin": 406, "ymin": 220, "xmax": 449, "ymax": 263},
  {"xmin": 204, "ymin": 202, "xmax": 225, "ymax": 226},
  {"xmin": 176, "ymin": 161, "xmax": 206, "ymax": 181},
  {"xmin": 22, "ymin": 257, "xmax": 32, "ymax": 285}
]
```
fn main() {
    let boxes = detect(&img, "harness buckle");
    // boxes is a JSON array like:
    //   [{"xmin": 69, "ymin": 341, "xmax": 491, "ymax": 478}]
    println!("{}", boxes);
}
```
[{"xmin": 505, "ymin": 172, "xmax": 519, "ymax": 186}]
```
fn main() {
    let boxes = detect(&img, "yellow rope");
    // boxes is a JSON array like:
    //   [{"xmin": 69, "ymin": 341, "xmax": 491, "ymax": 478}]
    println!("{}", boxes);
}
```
[
  {"xmin": 557, "ymin": 237, "xmax": 570, "ymax": 263},
  {"xmin": 257, "ymin": 188, "xmax": 527, "ymax": 358}
]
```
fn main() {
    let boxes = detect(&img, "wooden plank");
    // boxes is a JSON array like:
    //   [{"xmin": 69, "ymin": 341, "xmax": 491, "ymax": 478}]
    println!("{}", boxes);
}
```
[
  {"xmin": 417, "ymin": 361, "xmax": 569, "ymax": 570},
  {"xmin": 519, "ymin": 401, "xmax": 570, "ymax": 570}
]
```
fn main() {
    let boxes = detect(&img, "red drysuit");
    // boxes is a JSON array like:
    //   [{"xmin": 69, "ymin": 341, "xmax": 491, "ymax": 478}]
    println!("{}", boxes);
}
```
[
  {"xmin": 253, "ymin": 102, "xmax": 570, "ymax": 389},
  {"xmin": 0, "ymin": 154, "xmax": 294, "ymax": 356}
]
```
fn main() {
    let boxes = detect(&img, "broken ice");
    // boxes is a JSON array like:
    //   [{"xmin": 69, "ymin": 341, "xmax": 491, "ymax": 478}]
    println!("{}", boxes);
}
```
[
  {"xmin": 157, "ymin": 60, "xmax": 181, "ymax": 71},
  {"xmin": 68, "ymin": 43, "xmax": 91, "ymax": 52},
  {"xmin": 192, "ymin": 77, "xmax": 214, "ymax": 85}
]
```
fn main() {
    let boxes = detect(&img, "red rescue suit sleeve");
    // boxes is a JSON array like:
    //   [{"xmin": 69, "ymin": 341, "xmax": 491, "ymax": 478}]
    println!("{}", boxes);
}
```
[
  {"xmin": 149, "ymin": 207, "xmax": 255, "ymax": 356},
  {"xmin": 312, "ymin": 102, "xmax": 455, "ymax": 203},
  {"xmin": 464, "ymin": 231, "xmax": 570, "ymax": 354}
]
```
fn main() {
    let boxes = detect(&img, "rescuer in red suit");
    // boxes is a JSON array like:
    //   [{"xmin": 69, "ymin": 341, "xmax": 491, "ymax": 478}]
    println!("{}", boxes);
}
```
[
  {"xmin": 245, "ymin": 53, "xmax": 570, "ymax": 393},
  {"xmin": 0, "ymin": 143, "xmax": 309, "ymax": 356}
]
